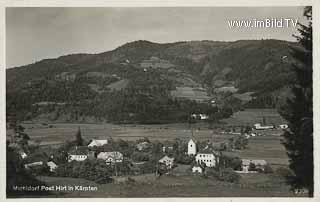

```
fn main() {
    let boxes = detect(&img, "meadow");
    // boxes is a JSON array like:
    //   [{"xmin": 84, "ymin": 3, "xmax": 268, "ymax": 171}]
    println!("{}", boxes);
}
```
[
  {"xmin": 222, "ymin": 108, "xmax": 287, "ymax": 126},
  {"xmin": 17, "ymin": 120, "xmax": 289, "ymax": 167},
  {"xmin": 35, "ymin": 172, "xmax": 300, "ymax": 197}
]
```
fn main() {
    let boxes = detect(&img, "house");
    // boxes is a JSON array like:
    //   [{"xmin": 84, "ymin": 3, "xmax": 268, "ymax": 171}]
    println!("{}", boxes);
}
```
[
  {"xmin": 162, "ymin": 142, "xmax": 174, "ymax": 153},
  {"xmin": 279, "ymin": 124, "xmax": 288, "ymax": 129},
  {"xmin": 158, "ymin": 155, "xmax": 175, "ymax": 169},
  {"xmin": 195, "ymin": 152, "xmax": 217, "ymax": 167},
  {"xmin": 24, "ymin": 161, "xmax": 43, "ymax": 169},
  {"xmin": 97, "ymin": 151, "xmax": 123, "ymax": 164},
  {"xmin": 136, "ymin": 141, "xmax": 150, "ymax": 151},
  {"xmin": 19, "ymin": 151, "xmax": 28, "ymax": 159},
  {"xmin": 192, "ymin": 165, "xmax": 204, "ymax": 173},
  {"xmin": 191, "ymin": 114, "xmax": 209, "ymax": 120},
  {"xmin": 253, "ymin": 123, "xmax": 274, "ymax": 130},
  {"xmin": 68, "ymin": 146, "xmax": 89, "ymax": 162},
  {"xmin": 187, "ymin": 138, "xmax": 197, "ymax": 155},
  {"xmin": 88, "ymin": 139, "xmax": 108, "ymax": 147},
  {"xmin": 241, "ymin": 159, "xmax": 267, "ymax": 173},
  {"xmin": 47, "ymin": 161, "xmax": 58, "ymax": 172}
]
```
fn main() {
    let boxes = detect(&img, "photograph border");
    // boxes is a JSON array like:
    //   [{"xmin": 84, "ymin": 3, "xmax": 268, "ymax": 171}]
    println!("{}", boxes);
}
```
[{"xmin": 0, "ymin": 0, "xmax": 319, "ymax": 202}]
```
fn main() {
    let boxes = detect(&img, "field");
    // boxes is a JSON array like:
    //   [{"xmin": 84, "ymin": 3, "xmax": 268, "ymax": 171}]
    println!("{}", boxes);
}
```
[
  {"xmin": 14, "ymin": 121, "xmax": 289, "ymax": 167},
  {"xmin": 170, "ymin": 86, "xmax": 210, "ymax": 102},
  {"xmin": 222, "ymin": 108, "xmax": 287, "ymax": 126},
  {"xmin": 224, "ymin": 135, "xmax": 289, "ymax": 166},
  {"xmin": 34, "ymin": 172, "xmax": 300, "ymax": 197}
]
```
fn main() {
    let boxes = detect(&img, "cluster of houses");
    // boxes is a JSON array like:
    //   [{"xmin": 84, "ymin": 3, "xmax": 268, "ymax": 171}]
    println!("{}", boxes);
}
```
[
  {"xmin": 68, "ymin": 139, "xmax": 124, "ymax": 165},
  {"xmin": 15, "ymin": 134, "xmax": 269, "ymax": 176},
  {"xmin": 253, "ymin": 123, "xmax": 288, "ymax": 130}
]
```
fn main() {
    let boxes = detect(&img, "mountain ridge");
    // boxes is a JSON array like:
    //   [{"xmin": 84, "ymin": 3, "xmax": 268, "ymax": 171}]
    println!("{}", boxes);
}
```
[{"xmin": 6, "ymin": 39, "xmax": 300, "ymax": 123}]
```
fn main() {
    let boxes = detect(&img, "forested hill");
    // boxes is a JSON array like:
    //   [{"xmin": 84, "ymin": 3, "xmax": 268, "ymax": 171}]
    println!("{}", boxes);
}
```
[{"xmin": 6, "ymin": 39, "xmax": 301, "ymax": 123}]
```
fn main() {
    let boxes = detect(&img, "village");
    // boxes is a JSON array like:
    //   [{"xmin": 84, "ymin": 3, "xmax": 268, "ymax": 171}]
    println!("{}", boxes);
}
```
[{"xmin": 8, "ymin": 120, "xmax": 289, "ymax": 189}]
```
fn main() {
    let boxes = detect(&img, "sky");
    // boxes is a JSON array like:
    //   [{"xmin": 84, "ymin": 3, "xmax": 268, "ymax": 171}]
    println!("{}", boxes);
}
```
[{"xmin": 6, "ymin": 7, "xmax": 306, "ymax": 68}]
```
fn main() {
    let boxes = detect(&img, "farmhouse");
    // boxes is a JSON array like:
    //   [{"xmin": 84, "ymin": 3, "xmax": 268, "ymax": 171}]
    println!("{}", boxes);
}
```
[
  {"xmin": 162, "ymin": 142, "xmax": 174, "ymax": 153},
  {"xmin": 18, "ymin": 151, "xmax": 28, "ymax": 159},
  {"xmin": 191, "ymin": 113, "xmax": 209, "ymax": 120},
  {"xmin": 253, "ymin": 123, "xmax": 274, "ymax": 130},
  {"xmin": 242, "ymin": 159, "xmax": 267, "ymax": 173},
  {"xmin": 187, "ymin": 138, "xmax": 197, "ymax": 155},
  {"xmin": 192, "ymin": 165, "xmax": 204, "ymax": 173},
  {"xmin": 158, "ymin": 155, "xmax": 175, "ymax": 169},
  {"xmin": 68, "ymin": 146, "xmax": 90, "ymax": 162},
  {"xmin": 47, "ymin": 161, "xmax": 58, "ymax": 172},
  {"xmin": 24, "ymin": 161, "xmax": 44, "ymax": 170},
  {"xmin": 97, "ymin": 151, "xmax": 123, "ymax": 164},
  {"xmin": 195, "ymin": 152, "xmax": 217, "ymax": 167},
  {"xmin": 88, "ymin": 139, "xmax": 108, "ymax": 147},
  {"xmin": 279, "ymin": 124, "xmax": 288, "ymax": 129},
  {"xmin": 136, "ymin": 141, "xmax": 150, "ymax": 151}
]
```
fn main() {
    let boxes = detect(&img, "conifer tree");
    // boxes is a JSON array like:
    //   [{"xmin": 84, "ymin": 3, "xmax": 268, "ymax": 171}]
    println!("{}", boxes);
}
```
[
  {"xmin": 75, "ymin": 127, "xmax": 83, "ymax": 146},
  {"xmin": 279, "ymin": 6, "xmax": 313, "ymax": 196}
]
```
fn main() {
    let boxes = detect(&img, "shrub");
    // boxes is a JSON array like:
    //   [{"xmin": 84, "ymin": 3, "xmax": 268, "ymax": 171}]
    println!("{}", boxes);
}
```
[
  {"xmin": 263, "ymin": 164, "xmax": 273, "ymax": 173},
  {"xmin": 217, "ymin": 168, "xmax": 241, "ymax": 183},
  {"xmin": 206, "ymin": 168, "xmax": 219, "ymax": 178},
  {"xmin": 275, "ymin": 167, "xmax": 293, "ymax": 178}
]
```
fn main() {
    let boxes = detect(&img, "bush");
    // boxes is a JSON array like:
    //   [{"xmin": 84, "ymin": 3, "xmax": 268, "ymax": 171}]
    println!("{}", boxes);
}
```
[
  {"xmin": 217, "ymin": 168, "xmax": 241, "ymax": 183},
  {"xmin": 54, "ymin": 159, "xmax": 114, "ymax": 184},
  {"xmin": 206, "ymin": 168, "xmax": 220, "ymax": 178},
  {"xmin": 263, "ymin": 164, "xmax": 273, "ymax": 173},
  {"xmin": 275, "ymin": 167, "xmax": 293, "ymax": 178},
  {"xmin": 248, "ymin": 162, "xmax": 257, "ymax": 171}
]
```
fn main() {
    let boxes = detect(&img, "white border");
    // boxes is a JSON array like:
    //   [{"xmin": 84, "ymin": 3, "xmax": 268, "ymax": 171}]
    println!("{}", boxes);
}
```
[{"xmin": 0, "ymin": 1, "xmax": 319, "ymax": 202}]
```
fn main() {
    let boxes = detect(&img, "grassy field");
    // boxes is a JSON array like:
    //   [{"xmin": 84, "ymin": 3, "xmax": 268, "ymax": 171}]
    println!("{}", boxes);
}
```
[
  {"xmin": 12, "ymin": 121, "xmax": 289, "ymax": 166},
  {"xmin": 33, "ymin": 172, "xmax": 301, "ymax": 197},
  {"xmin": 19, "ymin": 122, "xmax": 223, "ymax": 145},
  {"xmin": 222, "ymin": 108, "xmax": 287, "ymax": 126},
  {"xmin": 170, "ymin": 86, "xmax": 210, "ymax": 102},
  {"xmin": 222, "ymin": 135, "xmax": 289, "ymax": 166}
]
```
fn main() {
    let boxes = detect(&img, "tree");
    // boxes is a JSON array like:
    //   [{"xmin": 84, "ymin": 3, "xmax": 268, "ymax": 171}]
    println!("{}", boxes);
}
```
[
  {"xmin": 248, "ymin": 162, "xmax": 256, "ymax": 171},
  {"xmin": 279, "ymin": 6, "xmax": 313, "ymax": 196},
  {"xmin": 74, "ymin": 127, "xmax": 83, "ymax": 146}
]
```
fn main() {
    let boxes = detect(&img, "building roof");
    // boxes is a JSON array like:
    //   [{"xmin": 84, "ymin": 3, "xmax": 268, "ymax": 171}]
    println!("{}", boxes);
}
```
[
  {"xmin": 189, "ymin": 137, "xmax": 198, "ymax": 144},
  {"xmin": 97, "ymin": 151, "xmax": 123, "ymax": 160},
  {"xmin": 159, "ymin": 155, "xmax": 175, "ymax": 163},
  {"xmin": 25, "ymin": 161, "xmax": 43, "ymax": 168},
  {"xmin": 69, "ymin": 146, "xmax": 89, "ymax": 155},
  {"xmin": 47, "ymin": 161, "xmax": 58, "ymax": 168},
  {"xmin": 242, "ymin": 159, "xmax": 267, "ymax": 166},
  {"xmin": 88, "ymin": 139, "xmax": 108, "ymax": 147}
]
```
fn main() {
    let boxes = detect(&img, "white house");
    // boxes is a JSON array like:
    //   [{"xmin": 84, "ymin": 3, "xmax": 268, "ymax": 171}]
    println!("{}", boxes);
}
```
[
  {"xmin": 68, "ymin": 154, "xmax": 88, "ymax": 162},
  {"xmin": 24, "ymin": 161, "xmax": 43, "ymax": 169},
  {"xmin": 19, "ymin": 151, "xmax": 28, "ymax": 159},
  {"xmin": 47, "ymin": 161, "xmax": 58, "ymax": 172},
  {"xmin": 97, "ymin": 151, "xmax": 123, "ymax": 164},
  {"xmin": 162, "ymin": 142, "xmax": 174, "ymax": 153},
  {"xmin": 191, "ymin": 114, "xmax": 209, "ymax": 120},
  {"xmin": 192, "ymin": 165, "xmax": 203, "ymax": 173},
  {"xmin": 158, "ymin": 155, "xmax": 175, "ymax": 169},
  {"xmin": 68, "ymin": 146, "xmax": 89, "ymax": 162},
  {"xmin": 241, "ymin": 159, "xmax": 267, "ymax": 173},
  {"xmin": 254, "ymin": 123, "xmax": 274, "ymax": 130},
  {"xmin": 136, "ymin": 141, "xmax": 150, "ymax": 151},
  {"xmin": 199, "ymin": 114, "xmax": 209, "ymax": 120},
  {"xmin": 195, "ymin": 153, "xmax": 216, "ymax": 167},
  {"xmin": 279, "ymin": 124, "xmax": 289, "ymax": 129},
  {"xmin": 187, "ymin": 138, "xmax": 197, "ymax": 155},
  {"xmin": 88, "ymin": 139, "xmax": 108, "ymax": 147}
]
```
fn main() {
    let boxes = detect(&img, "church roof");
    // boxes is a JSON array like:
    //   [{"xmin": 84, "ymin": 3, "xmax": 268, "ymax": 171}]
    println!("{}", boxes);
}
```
[{"xmin": 189, "ymin": 137, "xmax": 198, "ymax": 143}]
